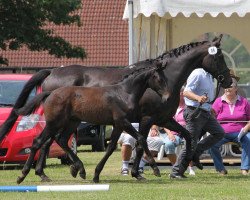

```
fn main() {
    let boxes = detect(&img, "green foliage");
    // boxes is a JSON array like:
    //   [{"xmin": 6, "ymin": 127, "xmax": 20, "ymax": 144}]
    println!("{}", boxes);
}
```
[{"xmin": 0, "ymin": 0, "xmax": 86, "ymax": 65}]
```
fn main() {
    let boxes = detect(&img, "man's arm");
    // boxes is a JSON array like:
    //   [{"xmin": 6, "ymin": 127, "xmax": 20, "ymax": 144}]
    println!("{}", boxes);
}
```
[{"xmin": 183, "ymin": 90, "xmax": 208, "ymax": 104}]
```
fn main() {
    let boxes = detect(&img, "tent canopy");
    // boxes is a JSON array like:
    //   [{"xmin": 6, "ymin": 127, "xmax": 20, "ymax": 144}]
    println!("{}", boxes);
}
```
[
  {"xmin": 123, "ymin": 0, "xmax": 250, "ymax": 18},
  {"xmin": 123, "ymin": 0, "xmax": 250, "ymax": 61}
]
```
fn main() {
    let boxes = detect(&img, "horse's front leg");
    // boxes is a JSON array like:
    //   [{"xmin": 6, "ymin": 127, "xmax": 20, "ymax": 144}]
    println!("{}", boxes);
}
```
[
  {"xmin": 124, "ymin": 117, "xmax": 161, "ymax": 179},
  {"xmin": 136, "ymin": 121, "xmax": 161, "ymax": 178},
  {"xmin": 17, "ymin": 127, "xmax": 51, "ymax": 184},
  {"xmin": 163, "ymin": 119, "xmax": 192, "ymax": 158},
  {"xmin": 93, "ymin": 127, "xmax": 122, "ymax": 183},
  {"xmin": 130, "ymin": 142, "xmax": 145, "ymax": 180},
  {"xmin": 161, "ymin": 119, "xmax": 194, "ymax": 174},
  {"xmin": 35, "ymin": 138, "xmax": 54, "ymax": 182}
]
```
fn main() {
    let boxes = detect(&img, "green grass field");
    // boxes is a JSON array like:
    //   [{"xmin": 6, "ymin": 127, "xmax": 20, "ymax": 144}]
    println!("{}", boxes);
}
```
[{"xmin": 1, "ymin": 146, "xmax": 250, "ymax": 200}]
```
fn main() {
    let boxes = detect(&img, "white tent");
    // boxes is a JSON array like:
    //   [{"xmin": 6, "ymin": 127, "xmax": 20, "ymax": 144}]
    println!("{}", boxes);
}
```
[{"xmin": 123, "ymin": 0, "xmax": 250, "ymax": 76}]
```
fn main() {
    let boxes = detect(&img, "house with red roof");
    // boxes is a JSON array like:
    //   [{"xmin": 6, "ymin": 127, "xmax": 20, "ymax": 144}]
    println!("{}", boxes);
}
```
[{"xmin": 0, "ymin": 0, "xmax": 128, "ymax": 72}]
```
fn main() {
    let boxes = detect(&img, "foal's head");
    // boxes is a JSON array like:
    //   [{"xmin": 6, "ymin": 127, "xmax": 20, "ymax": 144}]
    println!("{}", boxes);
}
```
[
  {"xmin": 201, "ymin": 34, "xmax": 232, "ymax": 88},
  {"xmin": 148, "ymin": 60, "xmax": 169, "ymax": 101},
  {"xmin": 123, "ymin": 60, "xmax": 169, "ymax": 102}
]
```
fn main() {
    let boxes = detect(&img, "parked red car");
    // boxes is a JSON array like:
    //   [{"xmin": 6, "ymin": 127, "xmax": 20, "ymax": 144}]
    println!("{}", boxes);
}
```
[{"xmin": 0, "ymin": 74, "xmax": 76, "ymax": 165}]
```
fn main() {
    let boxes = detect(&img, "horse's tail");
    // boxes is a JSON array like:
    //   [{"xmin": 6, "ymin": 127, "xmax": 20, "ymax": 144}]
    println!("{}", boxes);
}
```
[
  {"xmin": 17, "ymin": 91, "xmax": 51, "ymax": 116},
  {"xmin": 0, "ymin": 69, "xmax": 51, "ymax": 143}
]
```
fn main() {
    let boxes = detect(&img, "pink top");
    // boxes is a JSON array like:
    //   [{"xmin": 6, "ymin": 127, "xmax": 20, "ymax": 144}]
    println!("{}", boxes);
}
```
[
  {"xmin": 174, "ymin": 106, "xmax": 185, "ymax": 126},
  {"xmin": 172, "ymin": 106, "xmax": 186, "ymax": 135},
  {"xmin": 212, "ymin": 95, "xmax": 250, "ymax": 134}
]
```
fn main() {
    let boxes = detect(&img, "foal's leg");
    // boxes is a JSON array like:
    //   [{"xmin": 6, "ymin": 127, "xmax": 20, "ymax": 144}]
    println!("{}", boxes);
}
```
[
  {"xmin": 118, "ymin": 117, "xmax": 161, "ymax": 179},
  {"xmin": 131, "ymin": 117, "xmax": 161, "ymax": 178},
  {"xmin": 131, "ymin": 141, "xmax": 145, "ymax": 179},
  {"xmin": 17, "ymin": 127, "xmax": 52, "ymax": 184},
  {"xmin": 35, "ymin": 138, "xmax": 54, "ymax": 182},
  {"xmin": 93, "ymin": 127, "xmax": 122, "ymax": 183},
  {"xmin": 54, "ymin": 123, "xmax": 86, "ymax": 180}
]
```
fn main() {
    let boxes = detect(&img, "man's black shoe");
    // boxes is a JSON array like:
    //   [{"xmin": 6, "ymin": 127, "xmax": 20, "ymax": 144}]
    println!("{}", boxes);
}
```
[{"xmin": 169, "ymin": 173, "xmax": 187, "ymax": 179}]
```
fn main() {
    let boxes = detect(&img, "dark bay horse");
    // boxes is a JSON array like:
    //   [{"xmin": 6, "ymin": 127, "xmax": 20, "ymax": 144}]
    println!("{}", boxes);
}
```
[
  {"xmin": 1, "ymin": 34, "xmax": 232, "ymax": 183},
  {"xmin": 93, "ymin": 34, "xmax": 232, "ymax": 182},
  {"xmin": 16, "ymin": 61, "xmax": 169, "ymax": 184}
]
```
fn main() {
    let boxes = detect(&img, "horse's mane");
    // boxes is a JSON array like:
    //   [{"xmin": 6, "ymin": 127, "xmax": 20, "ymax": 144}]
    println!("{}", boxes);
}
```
[
  {"xmin": 156, "ymin": 40, "xmax": 208, "ymax": 60},
  {"xmin": 115, "ymin": 59, "xmax": 156, "ymax": 84}
]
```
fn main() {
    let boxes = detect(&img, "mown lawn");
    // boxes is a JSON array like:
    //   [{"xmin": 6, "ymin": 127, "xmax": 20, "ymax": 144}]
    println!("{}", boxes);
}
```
[{"xmin": 0, "ymin": 146, "xmax": 250, "ymax": 200}]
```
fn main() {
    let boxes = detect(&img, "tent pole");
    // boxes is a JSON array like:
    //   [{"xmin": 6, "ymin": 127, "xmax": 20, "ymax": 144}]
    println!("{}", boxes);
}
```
[{"xmin": 128, "ymin": 0, "xmax": 134, "ymax": 65}]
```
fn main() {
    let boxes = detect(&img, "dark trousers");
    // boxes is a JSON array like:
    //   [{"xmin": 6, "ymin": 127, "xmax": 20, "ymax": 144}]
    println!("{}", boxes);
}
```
[{"xmin": 171, "ymin": 106, "xmax": 225, "ymax": 175}]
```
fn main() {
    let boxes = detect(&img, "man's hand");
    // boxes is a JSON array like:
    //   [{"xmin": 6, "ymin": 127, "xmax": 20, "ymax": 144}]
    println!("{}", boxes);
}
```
[{"xmin": 197, "ymin": 95, "xmax": 208, "ymax": 104}]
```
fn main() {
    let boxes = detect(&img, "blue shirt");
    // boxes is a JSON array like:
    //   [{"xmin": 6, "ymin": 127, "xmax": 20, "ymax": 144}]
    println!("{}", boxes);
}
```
[{"xmin": 184, "ymin": 68, "xmax": 214, "ymax": 111}]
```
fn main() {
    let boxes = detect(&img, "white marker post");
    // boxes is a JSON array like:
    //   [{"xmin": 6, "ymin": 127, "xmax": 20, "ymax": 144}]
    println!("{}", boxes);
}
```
[{"xmin": 0, "ymin": 184, "xmax": 110, "ymax": 192}]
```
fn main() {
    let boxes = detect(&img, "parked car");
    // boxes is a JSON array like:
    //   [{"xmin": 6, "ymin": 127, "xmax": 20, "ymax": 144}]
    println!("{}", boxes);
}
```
[
  {"xmin": 77, "ymin": 123, "xmax": 112, "ymax": 151},
  {"xmin": 0, "ymin": 74, "xmax": 76, "ymax": 165}
]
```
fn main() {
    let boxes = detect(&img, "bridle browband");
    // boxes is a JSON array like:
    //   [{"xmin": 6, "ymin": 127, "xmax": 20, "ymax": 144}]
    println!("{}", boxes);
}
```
[{"xmin": 207, "ymin": 47, "xmax": 230, "ymax": 104}]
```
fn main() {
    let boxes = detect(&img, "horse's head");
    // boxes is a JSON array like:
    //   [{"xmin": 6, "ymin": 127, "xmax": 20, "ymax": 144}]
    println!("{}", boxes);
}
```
[
  {"xmin": 148, "ymin": 60, "xmax": 169, "ymax": 102},
  {"xmin": 202, "ymin": 34, "xmax": 232, "ymax": 88}
]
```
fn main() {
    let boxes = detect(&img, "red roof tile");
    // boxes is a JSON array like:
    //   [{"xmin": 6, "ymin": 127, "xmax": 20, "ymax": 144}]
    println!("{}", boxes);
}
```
[{"xmin": 1, "ymin": 0, "xmax": 128, "ymax": 68}]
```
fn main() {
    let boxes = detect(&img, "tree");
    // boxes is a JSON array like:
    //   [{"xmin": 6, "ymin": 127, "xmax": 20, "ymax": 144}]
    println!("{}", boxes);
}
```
[{"xmin": 0, "ymin": 0, "xmax": 86, "ymax": 65}]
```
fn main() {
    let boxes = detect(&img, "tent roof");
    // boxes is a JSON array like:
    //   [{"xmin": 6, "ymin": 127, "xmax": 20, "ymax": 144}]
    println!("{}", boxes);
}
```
[{"xmin": 123, "ymin": 0, "xmax": 250, "ymax": 19}]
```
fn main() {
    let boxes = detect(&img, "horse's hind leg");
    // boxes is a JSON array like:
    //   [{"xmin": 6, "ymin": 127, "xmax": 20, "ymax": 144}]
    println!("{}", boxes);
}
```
[
  {"xmin": 55, "ymin": 123, "xmax": 86, "ymax": 180},
  {"xmin": 93, "ymin": 127, "xmax": 122, "ymax": 183},
  {"xmin": 35, "ymin": 138, "xmax": 54, "ymax": 182},
  {"xmin": 17, "ymin": 127, "xmax": 52, "ymax": 184}
]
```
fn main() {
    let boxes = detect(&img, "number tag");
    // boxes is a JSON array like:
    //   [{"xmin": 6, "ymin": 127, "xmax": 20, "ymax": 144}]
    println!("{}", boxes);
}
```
[{"xmin": 208, "ymin": 46, "xmax": 217, "ymax": 55}]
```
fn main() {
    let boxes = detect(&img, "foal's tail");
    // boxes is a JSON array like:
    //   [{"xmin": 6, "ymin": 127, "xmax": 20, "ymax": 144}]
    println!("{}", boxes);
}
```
[
  {"xmin": 0, "ymin": 69, "xmax": 51, "ymax": 143},
  {"xmin": 17, "ymin": 91, "xmax": 51, "ymax": 116}
]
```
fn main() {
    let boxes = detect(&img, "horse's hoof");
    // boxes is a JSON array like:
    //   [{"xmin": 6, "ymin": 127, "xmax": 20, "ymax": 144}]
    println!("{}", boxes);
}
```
[
  {"xmin": 153, "ymin": 168, "xmax": 161, "ymax": 177},
  {"xmin": 192, "ymin": 154, "xmax": 203, "ymax": 170},
  {"xmin": 40, "ymin": 175, "xmax": 52, "ymax": 182},
  {"xmin": 135, "ymin": 174, "xmax": 147, "ymax": 181},
  {"xmin": 131, "ymin": 172, "xmax": 147, "ymax": 181},
  {"xmin": 93, "ymin": 177, "xmax": 99, "ymax": 183},
  {"xmin": 70, "ymin": 165, "xmax": 79, "ymax": 178},
  {"xmin": 17, "ymin": 176, "xmax": 25, "ymax": 184},
  {"xmin": 79, "ymin": 173, "xmax": 86, "ymax": 180}
]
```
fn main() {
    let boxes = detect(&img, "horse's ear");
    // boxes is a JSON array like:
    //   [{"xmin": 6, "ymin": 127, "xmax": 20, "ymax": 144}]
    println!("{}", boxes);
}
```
[
  {"xmin": 218, "ymin": 34, "xmax": 223, "ymax": 43},
  {"xmin": 212, "ymin": 34, "xmax": 223, "ymax": 47}
]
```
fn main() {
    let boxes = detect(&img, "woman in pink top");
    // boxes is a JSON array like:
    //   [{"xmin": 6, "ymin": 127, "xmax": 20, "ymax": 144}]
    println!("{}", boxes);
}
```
[{"xmin": 210, "ymin": 74, "xmax": 250, "ymax": 175}]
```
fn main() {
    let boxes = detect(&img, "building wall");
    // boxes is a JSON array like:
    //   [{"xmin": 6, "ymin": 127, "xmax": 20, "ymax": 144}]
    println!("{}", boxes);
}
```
[{"xmin": 171, "ymin": 14, "xmax": 250, "ymax": 52}]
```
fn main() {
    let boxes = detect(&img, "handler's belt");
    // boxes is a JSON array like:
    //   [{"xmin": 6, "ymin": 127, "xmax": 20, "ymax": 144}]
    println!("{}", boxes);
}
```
[{"xmin": 187, "ymin": 106, "xmax": 209, "ymax": 120}]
